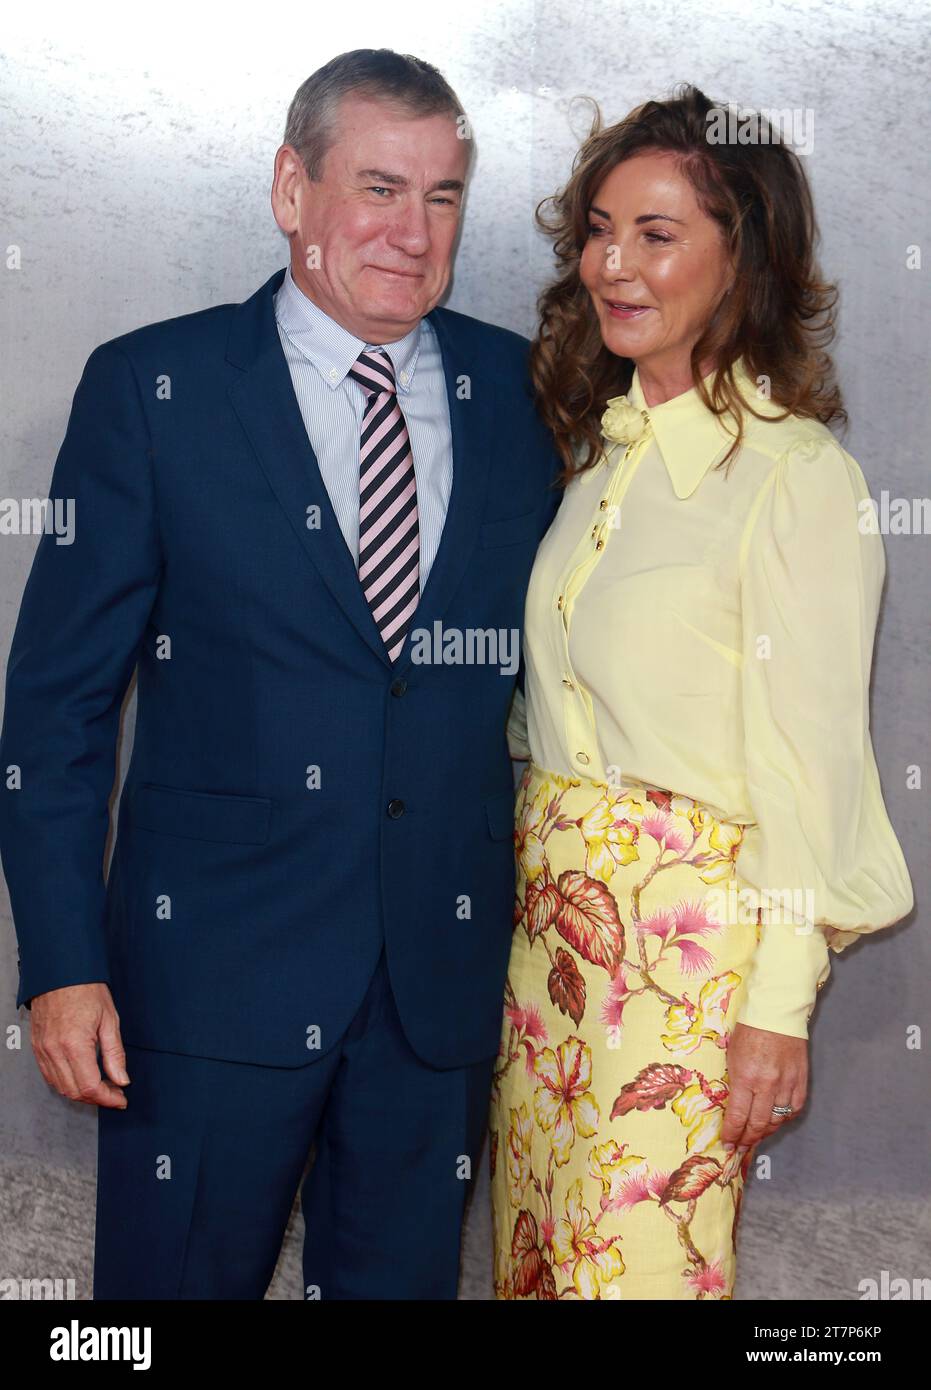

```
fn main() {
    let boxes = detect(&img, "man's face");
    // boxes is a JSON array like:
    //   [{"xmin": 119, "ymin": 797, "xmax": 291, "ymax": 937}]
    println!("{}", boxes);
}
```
[{"xmin": 272, "ymin": 94, "xmax": 470, "ymax": 342}]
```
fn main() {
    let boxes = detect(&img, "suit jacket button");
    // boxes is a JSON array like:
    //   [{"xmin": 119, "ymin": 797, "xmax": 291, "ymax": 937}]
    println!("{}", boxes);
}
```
[
  {"xmin": 387, "ymin": 799, "xmax": 405, "ymax": 818},
  {"xmin": 390, "ymin": 678, "xmax": 408, "ymax": 697}
]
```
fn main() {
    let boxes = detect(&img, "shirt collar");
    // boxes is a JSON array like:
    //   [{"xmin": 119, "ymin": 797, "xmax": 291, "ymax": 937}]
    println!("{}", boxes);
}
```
[
  {"xmin": 624, "ymin": 357, "xmax": 785, "ymax": 499},
  {"xmin": 274, "ymin": 261, "xmax": 423, "ymax": 393}
]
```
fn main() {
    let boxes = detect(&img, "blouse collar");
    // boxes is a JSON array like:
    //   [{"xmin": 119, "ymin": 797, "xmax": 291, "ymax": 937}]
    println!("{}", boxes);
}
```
[{"xmin": 605, "ymin": 357, "xmax": 785, "ymax": 499}]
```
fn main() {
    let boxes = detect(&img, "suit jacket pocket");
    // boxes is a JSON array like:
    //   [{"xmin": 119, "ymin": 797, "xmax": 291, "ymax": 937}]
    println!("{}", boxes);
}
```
[{"xmin": 127, "ymin": 783, "xmax": 272, "ymax": 844}]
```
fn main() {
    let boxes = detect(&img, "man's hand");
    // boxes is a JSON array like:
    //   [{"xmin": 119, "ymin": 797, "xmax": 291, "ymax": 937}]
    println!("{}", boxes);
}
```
[
  {"xmin": 721, "ymin": 1021, "xmax": 808, "ymax": 1151},
  {"xmin": 29, "ymin": 983, "xmax": 130, "ymax": 1108}
]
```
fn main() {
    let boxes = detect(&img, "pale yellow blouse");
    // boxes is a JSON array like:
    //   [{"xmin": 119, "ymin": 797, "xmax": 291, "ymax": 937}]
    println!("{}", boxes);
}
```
[{"xmin": 508, "ymin": 359, "xmax": 913, "ymax": 1038}]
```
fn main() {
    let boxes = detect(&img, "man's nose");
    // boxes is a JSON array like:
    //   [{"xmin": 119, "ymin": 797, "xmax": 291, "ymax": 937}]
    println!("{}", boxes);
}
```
[{"xmin": 387, "ymin": 201, "xmax": 431, "ymax": 254}]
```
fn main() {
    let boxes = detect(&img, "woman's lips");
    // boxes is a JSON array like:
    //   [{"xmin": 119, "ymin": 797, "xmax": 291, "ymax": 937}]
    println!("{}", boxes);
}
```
[{"xmin": 605, "ymin": 301, "xmax": 653, "ymax": 319}]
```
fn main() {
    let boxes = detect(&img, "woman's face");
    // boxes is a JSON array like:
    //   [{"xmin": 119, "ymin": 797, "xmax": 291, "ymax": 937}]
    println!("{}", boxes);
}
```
[{"xmin": 579, "ymin": 150, "xmax": 734, "ymax": 375}]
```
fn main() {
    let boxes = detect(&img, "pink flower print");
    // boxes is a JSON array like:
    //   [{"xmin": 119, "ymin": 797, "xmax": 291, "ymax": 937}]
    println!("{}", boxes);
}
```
[
  {"xmin": 674, "ymin": 937, "xmax": 717, "ymax": 976},
  {"xmin": 506, "ymin": 1000, "xmax": 549, "ymax": 1075},
  {"xmin": 641, "ymin": 810, "xmax": 690, "ymax": 854},
  {"xmin": 601, "ymin": 963, "xmax": 634, "ymax": 1033},
  {"xmin": 669, "ymin": 899, "xmax": 724, "ymax": 977},
  {"xmin": 684, "ymin": 1258, "xmax": 728, "ymax": 1297},
  {"xmin": 636, "ymin": 909, "xmax": 675, "ymax": 942},
  {"xmin": 673, "ymin": 900, "xmax": 722, "ymax": 937}
]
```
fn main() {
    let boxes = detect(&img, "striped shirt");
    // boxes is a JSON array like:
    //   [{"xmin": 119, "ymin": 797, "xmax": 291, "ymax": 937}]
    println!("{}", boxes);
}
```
[{"xmin": 273, "ymin": 262, "xmax": 453, "ymax": 587}]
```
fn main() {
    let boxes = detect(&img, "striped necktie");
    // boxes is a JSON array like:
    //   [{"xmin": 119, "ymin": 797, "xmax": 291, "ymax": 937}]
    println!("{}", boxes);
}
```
[{"xmin": 346, "ymin": 349, "xmax": 421, "ymax": 663}]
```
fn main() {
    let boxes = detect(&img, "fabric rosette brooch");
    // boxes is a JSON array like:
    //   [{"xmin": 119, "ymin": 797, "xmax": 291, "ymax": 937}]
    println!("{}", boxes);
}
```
[{"xmin": 600, "ymin": 394, "xmax": 652, "ymax": 446}]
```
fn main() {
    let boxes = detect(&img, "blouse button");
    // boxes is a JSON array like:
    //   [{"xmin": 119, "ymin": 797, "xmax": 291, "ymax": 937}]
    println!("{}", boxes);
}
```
[
  {"xmin": 599, "ymin": 499, "xmax": 608, "ymax": 510},
  {"xmin": 595, "ymin": 538, "xmax": 605, "ymax": 551},
  {"xmin": 562, "ymin": 677, "xmax": 573, "ymax": 689},
  {"xmin": 557, "ymin": 595, "xmax": 564, "ymax": 610},
  {"xmin": 577, "ymin": 752, "xmax": 590, "ymax": 765}
]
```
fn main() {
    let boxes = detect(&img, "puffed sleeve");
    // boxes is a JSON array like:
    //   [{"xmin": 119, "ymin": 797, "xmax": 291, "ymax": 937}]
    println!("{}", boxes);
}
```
[{"xmin": 733, "ymin": 432, "xmax": 913, "ymax": 1039}]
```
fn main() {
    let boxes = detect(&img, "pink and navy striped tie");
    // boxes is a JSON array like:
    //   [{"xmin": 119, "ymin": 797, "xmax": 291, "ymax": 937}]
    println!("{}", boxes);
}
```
[{"xmin": 347, "ymin": 349, "xmax": 420, "ymax": 663}]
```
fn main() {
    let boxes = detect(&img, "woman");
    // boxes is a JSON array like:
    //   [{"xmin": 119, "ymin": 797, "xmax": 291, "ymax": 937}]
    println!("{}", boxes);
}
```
[{"xmin": 489, "ymin": 86, "xmax": 913, "ymax": 1300}]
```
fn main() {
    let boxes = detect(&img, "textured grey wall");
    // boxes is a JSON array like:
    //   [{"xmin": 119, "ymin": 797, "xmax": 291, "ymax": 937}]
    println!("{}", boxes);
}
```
[{"xmin": 1, "ymin": 0, "xmax": 927, "ymax": 1298}]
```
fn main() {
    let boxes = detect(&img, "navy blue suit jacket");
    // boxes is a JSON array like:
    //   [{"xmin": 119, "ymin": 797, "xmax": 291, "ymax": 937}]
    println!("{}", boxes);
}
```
[{"xmin": 0, "ymin": 267, "xmax": 562, "ymax": 1069}]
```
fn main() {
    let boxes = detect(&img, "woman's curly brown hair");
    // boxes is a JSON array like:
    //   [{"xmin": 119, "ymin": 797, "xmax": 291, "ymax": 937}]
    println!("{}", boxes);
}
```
[{"xmin": 532, "ymin": 83, "xmax": 846, "ymax": 486}]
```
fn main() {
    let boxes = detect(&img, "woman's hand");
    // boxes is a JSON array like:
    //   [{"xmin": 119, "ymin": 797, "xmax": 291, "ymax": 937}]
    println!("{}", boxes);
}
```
[{"xmin": 721, "ymin": 1021, "xmax": 808, "ymax": 1152}]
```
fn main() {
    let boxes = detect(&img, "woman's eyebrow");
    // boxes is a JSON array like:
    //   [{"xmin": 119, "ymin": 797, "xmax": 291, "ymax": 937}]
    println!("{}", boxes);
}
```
[{"xmin": 587, "ymin": 203, "xmax": 685, "ymax": 225}]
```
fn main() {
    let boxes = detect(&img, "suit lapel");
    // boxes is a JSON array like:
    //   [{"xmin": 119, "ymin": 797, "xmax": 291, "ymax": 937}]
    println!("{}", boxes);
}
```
[
  {"xmin": 226, "ymin": 270, "xmax": 495, "ymax": 672},
  {"xmin": 391, "ymin": 304, "xmax": 494, "ymax": 675}
]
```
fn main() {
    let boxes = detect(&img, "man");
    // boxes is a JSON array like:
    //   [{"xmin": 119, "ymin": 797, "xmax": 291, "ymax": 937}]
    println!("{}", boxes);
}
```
[{"xmin": 0, "ymin": 49, "xmax": 561, "ymax": 1299}]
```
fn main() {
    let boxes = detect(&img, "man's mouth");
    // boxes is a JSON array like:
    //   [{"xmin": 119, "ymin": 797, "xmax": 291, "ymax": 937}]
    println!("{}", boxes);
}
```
[{"xmin": 370, "ymin": 267, "xmax": 423, "ymax": 279}]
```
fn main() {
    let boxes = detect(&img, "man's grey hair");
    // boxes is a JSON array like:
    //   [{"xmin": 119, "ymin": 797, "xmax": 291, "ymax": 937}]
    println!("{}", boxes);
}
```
[{"xmin": 284, "ymin": 48, "xmax": 472, "ymax": 181}]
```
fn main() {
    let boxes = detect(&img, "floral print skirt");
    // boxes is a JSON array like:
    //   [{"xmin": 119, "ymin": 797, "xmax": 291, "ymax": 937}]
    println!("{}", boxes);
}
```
[{"xmin": 489, "ymin": 761, "xmax": 763, "ymax": 1301}]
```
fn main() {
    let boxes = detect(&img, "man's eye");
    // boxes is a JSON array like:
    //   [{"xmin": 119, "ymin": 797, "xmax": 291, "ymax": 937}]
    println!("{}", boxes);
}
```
[{"xmin": 368, "ymin": 186, "xmax": 391, "ymax": 196}]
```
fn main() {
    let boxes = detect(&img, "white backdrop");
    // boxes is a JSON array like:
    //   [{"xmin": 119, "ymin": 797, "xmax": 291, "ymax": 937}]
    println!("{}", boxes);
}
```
[{"xmin": 1, "ymin": 0, "xmax": 928, "ymax": 1299}]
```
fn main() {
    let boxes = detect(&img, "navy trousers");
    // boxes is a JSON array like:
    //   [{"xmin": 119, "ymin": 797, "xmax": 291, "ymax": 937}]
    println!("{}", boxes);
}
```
[{"xmin": 93, "ymin": 946, "xmax": 496, "ymax": 1299}]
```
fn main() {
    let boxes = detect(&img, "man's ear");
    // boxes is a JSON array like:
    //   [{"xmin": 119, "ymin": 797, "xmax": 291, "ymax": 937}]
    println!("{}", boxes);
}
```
[{"xmin": 270, "ymin": 144, "xmax": 306, "ymax": 239}]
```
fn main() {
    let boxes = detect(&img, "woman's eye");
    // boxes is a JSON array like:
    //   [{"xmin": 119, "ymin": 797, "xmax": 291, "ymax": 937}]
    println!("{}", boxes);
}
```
[{"xmin": 586, "ymin": 224, "xmax": 670, "ymax": 243}]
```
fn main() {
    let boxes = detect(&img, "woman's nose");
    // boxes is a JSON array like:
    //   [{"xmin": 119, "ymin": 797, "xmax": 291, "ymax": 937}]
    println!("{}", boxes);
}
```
[{"xmin": 601, "ymin": 239, "xmax": 635, "ymax": 282}]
